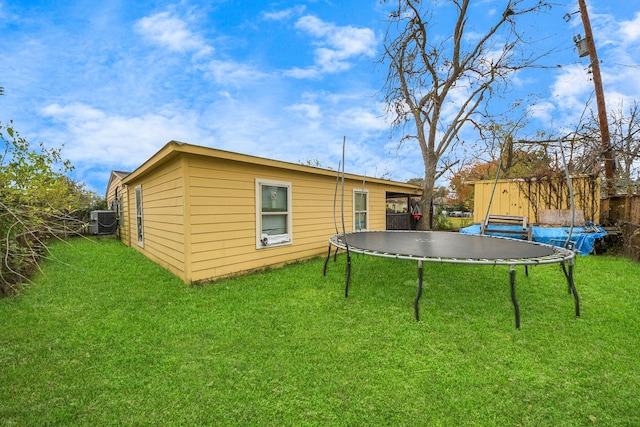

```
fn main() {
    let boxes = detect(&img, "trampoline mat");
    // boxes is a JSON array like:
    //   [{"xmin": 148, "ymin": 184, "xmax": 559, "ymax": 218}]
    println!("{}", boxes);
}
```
[{"xmin": 336, "ymin": 231, "xmax": 557, "ymax": 260}]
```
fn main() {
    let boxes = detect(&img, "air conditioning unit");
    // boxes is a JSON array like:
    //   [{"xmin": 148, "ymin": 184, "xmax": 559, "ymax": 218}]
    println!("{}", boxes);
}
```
[{"xmin": 90, "ymin": 210, "xmax": 118, "ymax": 235}]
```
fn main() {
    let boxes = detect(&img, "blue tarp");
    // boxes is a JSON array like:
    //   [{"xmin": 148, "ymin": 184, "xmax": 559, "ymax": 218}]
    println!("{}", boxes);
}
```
[{"xmin": 460, "ymin": 224, "xmax": 607, "ymax": 255}]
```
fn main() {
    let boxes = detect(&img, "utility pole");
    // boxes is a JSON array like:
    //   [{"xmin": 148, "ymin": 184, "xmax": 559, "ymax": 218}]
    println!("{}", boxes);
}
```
[{"xmin": 577, "ymin": 0, "xmax": 615, "ymax": 201}]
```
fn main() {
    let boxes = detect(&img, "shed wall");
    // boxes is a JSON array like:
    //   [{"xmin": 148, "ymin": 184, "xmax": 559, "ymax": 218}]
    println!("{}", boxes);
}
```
[{"xmin": 473, "ymin": 176, "xmax": 600, "ymax": 224}]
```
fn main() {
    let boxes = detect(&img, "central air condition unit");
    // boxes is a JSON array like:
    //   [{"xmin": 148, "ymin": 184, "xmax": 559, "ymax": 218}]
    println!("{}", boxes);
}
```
[{"xmin": 90, "ymin": 210, "xmax": 118, "ymax": 235}]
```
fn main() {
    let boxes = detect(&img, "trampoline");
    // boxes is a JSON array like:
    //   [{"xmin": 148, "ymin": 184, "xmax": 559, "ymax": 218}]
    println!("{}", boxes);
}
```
[{"xmin": 324, "ymin": 230, "xmax": 579, "ymax": 329}]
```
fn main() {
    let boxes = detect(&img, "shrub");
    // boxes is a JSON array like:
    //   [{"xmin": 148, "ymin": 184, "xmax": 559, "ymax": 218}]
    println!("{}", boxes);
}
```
[{"xmin": 0, "ymin": 119, "xmax": 100, "ymax": 295}]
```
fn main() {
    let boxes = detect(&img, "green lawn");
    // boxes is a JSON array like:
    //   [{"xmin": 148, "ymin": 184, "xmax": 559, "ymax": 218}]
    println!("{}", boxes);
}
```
[{"xmin": 1, "ymin": 237, "xmax": 639, "ymax": 426}]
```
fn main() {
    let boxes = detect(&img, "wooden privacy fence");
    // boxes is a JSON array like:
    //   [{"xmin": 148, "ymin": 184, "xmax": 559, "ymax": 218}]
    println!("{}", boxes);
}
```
[
  {"xmin": 605, "ymin": 195, "xmax": 640, "ymax": 224},
  {"xmin": 606, "ymin": 194, "xmax": 640, "ymax": 260},
  {"xmin": 386, "ymin": 213, "xmax": 414, "ymax": 230},
  {"xmin": 473, "ymin": 175, "xmax": 600, "ymax": 225}
]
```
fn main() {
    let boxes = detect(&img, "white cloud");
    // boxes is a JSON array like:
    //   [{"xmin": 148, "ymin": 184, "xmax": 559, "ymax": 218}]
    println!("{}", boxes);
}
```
[
  {"xmin": 284, "ymin": 66, "xmax": 322, "ymax": 79},
  {"xmin": 0, "ymin": 1, "xmax": 14, "ymax": 21},
  {"xmin": 41, "ymin": 103, "xmax": 208, "ymax": 171},
  {"xmin": 336, "ymin": 106, "xmax": 388, "ymax": 132},
  {"xmin": 287, "ymin": 15, "xmax": 377, "ymax": 78},
  {"xmin": 551, "ymin": 65, "xmax": 593, "ymax": 107},
  {"xmin": 200, "ymin": 59, "xmax": 269, "ymax": 86},
  {"xmin": 263, "ymin": 6, "xmax": 306, "ymax": 21},
  {"xmin": 135, "ymin": 11, "xmax": 213, "ymax": 56},
  {"xmin": 619, "ymin": 12, "xmax": 640, "ymax": 42},
  {"xmin": 286, "ymin": 103, "xmax": 322, "ymax": 120}
]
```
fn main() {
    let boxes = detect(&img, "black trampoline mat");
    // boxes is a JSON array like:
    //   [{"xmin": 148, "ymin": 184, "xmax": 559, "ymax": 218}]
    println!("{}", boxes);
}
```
[{"xmin": 337, "ymin": 231, "xmax": 556, "ymax": 260}]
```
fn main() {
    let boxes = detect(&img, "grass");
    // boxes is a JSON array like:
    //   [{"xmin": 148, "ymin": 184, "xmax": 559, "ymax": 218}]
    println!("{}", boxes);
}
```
[{"xmin": 1, "ymin": 237, "xmax": 639, "ymax": 426}]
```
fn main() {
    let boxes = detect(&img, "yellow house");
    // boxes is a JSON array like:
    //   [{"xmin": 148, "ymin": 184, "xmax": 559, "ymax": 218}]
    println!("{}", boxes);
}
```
[
  {"xmin": 106, "ymin": 170, "xmax": 130, "ymax": 242},
  {"xmin": 107, "ymin": 141, "xmax": 421, "ymax": 283}
]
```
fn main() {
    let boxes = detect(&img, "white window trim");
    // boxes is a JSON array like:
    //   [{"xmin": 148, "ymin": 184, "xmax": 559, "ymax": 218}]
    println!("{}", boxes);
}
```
[
  {"xmin": 353, "ymin": 189, "xmax": 369, "ymax": 231},
  {"xmin": 255, "ymin": 178, "xmax": 293, "ymax": 249},
  {"xmin": 135, "ymin": 185, "xmax": 144, "ymax": 248}
]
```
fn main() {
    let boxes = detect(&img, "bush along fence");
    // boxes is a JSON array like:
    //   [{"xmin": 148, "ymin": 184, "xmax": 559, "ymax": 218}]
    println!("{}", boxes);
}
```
[
  {"xmin": 1, "ymin": 120, "xmax": 103, "ymax": 296},
  {"xmin": 609, "ymin": 194, "xmax": 640, "ymax": 260}
]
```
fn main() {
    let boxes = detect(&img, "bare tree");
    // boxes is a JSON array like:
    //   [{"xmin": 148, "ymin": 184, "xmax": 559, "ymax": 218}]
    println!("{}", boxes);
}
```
[
  {"xmin": 380, "ymin": 0, "xmax": 550, "ymax": 229},
  {"xmin": 573, "ymin": 100, "xmax": 640, "ymax": 187},
  {"xmin": 607, "ymin": 101, "xmax": 640, "ymax": 186}
]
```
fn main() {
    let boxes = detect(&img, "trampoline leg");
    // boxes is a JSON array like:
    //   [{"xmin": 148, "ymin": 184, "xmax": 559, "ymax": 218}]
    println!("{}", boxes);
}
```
[
  {"xmin": 345, "ymin": 251, "xmax": 351, "ymax": 298},
  {"xmin": 322, "ymin": 242, "xmax": 332, "ymax": 276},
  {"xmin": 509, "ymin": 266, "xmax": 520, "ymax": 330},
  {"xmin": 561, "ymin": 261, "xmax": 581, "ymax": 318},
  {"xmin": 560, "ymin": 262, "xmax": 571, "ymax": 295},
  {"xmin": 414, "ymin": 261, "xmax": 423, "ymax": 321}
]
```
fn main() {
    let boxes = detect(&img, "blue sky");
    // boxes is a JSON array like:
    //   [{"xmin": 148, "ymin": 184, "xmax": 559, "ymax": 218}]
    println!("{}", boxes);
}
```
[{"xmin": 1, "ymin": 0, "xmax": 639, "ymax": 195}]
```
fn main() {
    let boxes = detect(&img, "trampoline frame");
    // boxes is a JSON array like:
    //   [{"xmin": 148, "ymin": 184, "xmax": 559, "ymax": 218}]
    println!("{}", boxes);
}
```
[{"xmin": 323, "ymin": 230, "xmax": 579, "ymax": 329}]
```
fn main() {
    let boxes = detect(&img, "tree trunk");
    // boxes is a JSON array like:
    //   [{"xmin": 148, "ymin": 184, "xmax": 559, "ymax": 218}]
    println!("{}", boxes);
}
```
[
  {"xmin": 501, "ymin": 135, "xmax": 514, "ymax": 175},
  {"xmin": 418, "ymin": 166, "xmax": 436, "ymax": 231}
]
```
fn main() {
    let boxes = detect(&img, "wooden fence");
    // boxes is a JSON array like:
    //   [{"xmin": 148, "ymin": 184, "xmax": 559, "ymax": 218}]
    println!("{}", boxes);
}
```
[
  {"xmin": 605, "ymin": 195, "xmax": 640, "ymax": 260},
  {"xmin": 386, "ymin": 213, "xmax": 415, "ymax": 230},
  {"xmin": 605, "ymin": 195, "xmax": 640, "ymax": 224}
]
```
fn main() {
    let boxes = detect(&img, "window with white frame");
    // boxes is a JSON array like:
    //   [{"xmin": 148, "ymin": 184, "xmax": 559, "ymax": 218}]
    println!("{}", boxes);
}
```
[
  {"xmin": 256, "ymin": 179, "xmax": 292, "ymax": 248},
  {"xmin": 135, "ymin": 185, "xmax": 144, "ymax": 247},
  {"xmin": 353, "ymin": 190, "xmax": 368, "ymax": 231}
]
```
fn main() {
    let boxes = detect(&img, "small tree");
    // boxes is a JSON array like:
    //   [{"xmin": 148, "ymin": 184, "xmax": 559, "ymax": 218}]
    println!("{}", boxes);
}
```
[
  {"xmin": 449, "ymin": 160, "xmax": 498, "ymax": 210},
  {"xmin": 381, "ymin": 0, "xmax": 550, "ymax": 229}
]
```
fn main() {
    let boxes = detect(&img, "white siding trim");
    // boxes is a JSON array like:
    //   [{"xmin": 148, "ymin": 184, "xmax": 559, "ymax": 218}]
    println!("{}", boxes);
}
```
[
  {"xmin": 135, "ymin": 184, "xmax": 144, "ymax": 248},
  {"xmin": 353, "ymin": 189, "xmax": 369, "ymax": 231}
]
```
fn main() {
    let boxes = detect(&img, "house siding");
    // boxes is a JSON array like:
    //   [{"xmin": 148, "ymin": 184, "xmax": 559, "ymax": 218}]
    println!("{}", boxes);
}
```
[
  {"xmin": 183, "ymin": 154, "xmax": 354, "ymax": 282},
  {"xmin": 105, "ymin": 171, "xmax": 129, "ymax": 242},
  {"xmin": 126, "ymin": 160, "xmax": 186, "ymax": 279},
  {"xmin": 186, "ymin": 155, "xmax": 254, "ymax": 280},
  {"xmin": 121, "ymin": 142, "xmax": 421, "ymax": 283}
]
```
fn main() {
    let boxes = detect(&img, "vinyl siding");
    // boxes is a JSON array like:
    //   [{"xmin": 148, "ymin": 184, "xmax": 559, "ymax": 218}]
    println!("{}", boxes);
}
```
[
  {"xmin": 121, "ymin": 142, "xmax": 421, "ymax": 283},
  {"xmin": 184, "ymin": 154, "xmax": 412, "ymax": 282},
  {"xmin": 126, "ymin": 161, "xmax": 186, "ymax": 279},
  {"xmin": 105, "ymin": 172, "xmax": 129, "ymax": 242}
]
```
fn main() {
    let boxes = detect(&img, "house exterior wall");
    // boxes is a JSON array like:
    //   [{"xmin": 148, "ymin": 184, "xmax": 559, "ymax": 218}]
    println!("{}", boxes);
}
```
[
  {"xmin": 183, "ymin": 154, "xmax": 400, "ymax": 282},
  {"xmin": 105, "ymin": 172, "xmax": 129, "ymax": 242},
  {"xmin": 125, "ymin": 159, "xmax": 187, "ymax": 280},
  {"xmin": 121, "ymin": 142, "xmax": 420, "ymax": 283},
  {"xmin": 473, "ymin": 176, "xmax": 601, "ymax": 224}
]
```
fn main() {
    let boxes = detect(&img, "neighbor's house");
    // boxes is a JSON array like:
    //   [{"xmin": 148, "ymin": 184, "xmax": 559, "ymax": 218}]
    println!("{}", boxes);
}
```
[{"xmin": 107, "ymin": 141, "xmax": 421, "ymax": 283}]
